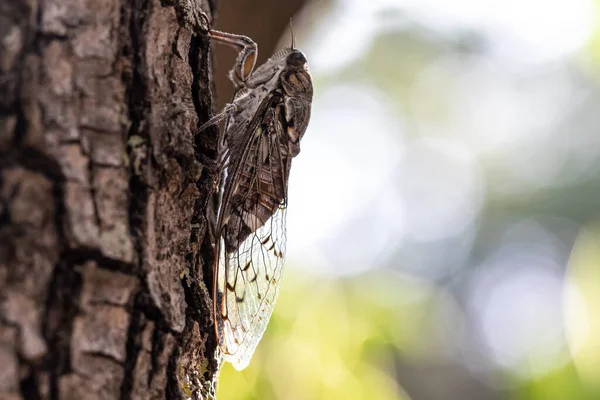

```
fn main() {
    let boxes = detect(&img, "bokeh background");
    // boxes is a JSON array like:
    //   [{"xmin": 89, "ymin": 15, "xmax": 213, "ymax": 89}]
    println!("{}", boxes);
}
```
[{"xmin": 213, "ymin": 0, "xmax": 600, "ymax": 399}]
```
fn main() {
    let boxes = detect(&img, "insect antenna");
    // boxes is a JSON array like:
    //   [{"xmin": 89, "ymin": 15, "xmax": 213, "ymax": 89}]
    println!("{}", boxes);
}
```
[{"xmin": 289, "ymin": 18, "xmax": 296, "ymax": 49}]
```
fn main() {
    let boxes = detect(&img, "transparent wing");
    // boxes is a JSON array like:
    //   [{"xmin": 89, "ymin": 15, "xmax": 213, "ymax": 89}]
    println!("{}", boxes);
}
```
[{"xmin": 214, "ymin": 204, "xmax": 287, "ymax": 370}]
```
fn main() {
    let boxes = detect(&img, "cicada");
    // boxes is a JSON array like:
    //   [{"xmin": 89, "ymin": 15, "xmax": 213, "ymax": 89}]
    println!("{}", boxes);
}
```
[{"xmin": 202, "ymin": 16, "xmax": 313, "ymax": 370}]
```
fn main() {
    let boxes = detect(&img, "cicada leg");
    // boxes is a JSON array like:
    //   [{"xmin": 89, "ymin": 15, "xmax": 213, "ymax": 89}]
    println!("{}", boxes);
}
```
[
  {"xmin": 199, "ymin": 12, "xmax": 257, "ymax": 87},
  {"xmin": 198, "ymin": 103, "xmax": 237, "ymax": 132}
]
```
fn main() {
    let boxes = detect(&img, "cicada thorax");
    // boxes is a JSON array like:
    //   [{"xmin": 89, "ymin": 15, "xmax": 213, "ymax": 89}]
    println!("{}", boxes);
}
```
[{"xmin": 223, "ymin": 100, "xmax": 291, "ymax": 254}]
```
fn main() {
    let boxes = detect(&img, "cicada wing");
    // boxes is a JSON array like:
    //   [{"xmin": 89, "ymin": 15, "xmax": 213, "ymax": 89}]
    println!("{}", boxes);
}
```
[
  {"xmin": 213, "ymin": 89, "xmax": 293, "ymax": 370},
  {"xmin": 214, "ymin": 205, "xmax": 287, "ymax": 370}
]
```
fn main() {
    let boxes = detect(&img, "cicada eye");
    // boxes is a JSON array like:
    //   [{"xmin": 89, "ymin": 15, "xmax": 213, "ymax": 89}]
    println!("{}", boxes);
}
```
[{"xmin": 287, "ymin": 51, "xmax": 307, "ymax": 68}]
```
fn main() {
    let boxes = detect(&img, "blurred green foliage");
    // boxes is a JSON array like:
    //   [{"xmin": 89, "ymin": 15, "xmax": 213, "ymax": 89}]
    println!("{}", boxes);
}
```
[
  {"xmin": 218, "ymin": 271, "xmax": 417, "ymax": 399},
  {"xmin": 218, "ymin": 258, "xmax": 600, "ymax": 399}
]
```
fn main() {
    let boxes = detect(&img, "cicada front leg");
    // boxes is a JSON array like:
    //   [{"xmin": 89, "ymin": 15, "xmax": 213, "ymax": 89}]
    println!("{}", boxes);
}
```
[{"xmin": 200, "ymin": 12, "xmax": 257, "ymax": 88}]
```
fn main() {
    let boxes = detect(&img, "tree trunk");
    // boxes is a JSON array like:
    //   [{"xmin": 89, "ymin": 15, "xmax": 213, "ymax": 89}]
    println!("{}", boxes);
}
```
[{"xmin": 0, "ymin": 0, "xmax": 221, "ymax": 398}]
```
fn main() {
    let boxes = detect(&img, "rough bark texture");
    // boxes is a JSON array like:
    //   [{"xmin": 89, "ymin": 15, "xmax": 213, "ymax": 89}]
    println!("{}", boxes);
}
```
[{"xmin": 0, "ymin": 0, "xmax": 220, "ymax": 398}]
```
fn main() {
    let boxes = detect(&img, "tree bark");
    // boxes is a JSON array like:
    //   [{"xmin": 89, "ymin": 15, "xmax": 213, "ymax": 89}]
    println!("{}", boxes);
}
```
[{"xmin": 0, "ymin": 0, "xmax": 220, "ymax": 398}]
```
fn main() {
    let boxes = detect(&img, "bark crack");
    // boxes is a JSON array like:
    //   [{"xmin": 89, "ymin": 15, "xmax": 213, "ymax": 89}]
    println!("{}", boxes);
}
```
[
  {"xmin": 119, "ymin": 0, "xmax": 153, "ymax": 398},
  {"xmin": 120, "ymin": 299, "xmax": 142, "ymax": 400},
  {"xmin": 42, "ymin": 258, "xmax": 83, "ymax": 400}
]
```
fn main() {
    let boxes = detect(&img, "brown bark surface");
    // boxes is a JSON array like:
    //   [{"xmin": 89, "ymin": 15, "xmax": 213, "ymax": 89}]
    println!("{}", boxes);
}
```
[{"xmin": 0, "ymin": 0, "xmax": 220, "ymax": 398}]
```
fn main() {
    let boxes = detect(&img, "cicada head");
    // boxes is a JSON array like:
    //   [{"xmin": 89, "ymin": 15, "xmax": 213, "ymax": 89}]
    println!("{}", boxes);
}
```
[{"xmin": 281, "ymin": 51, "xmax": 312, "ymax": 99}]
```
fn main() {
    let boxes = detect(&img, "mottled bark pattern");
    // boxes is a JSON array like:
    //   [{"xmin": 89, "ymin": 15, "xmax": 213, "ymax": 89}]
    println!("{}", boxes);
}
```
[{"xmin": 0, "ymin": 0, "xmax": 220, "ymax": 398}]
